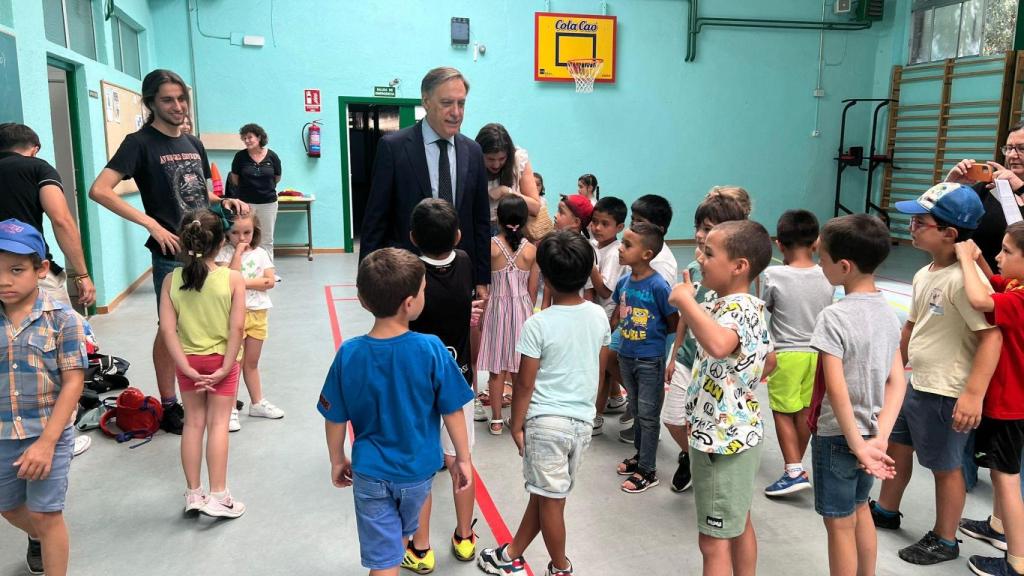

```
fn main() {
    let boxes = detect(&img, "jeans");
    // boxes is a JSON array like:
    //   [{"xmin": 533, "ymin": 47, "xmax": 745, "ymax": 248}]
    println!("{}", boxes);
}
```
[
  {"xmin": 352, "ymin": 471, "xmax": 433, "ymax": 569},
  {"xmin": 151, "ymin": 253, "xmax": 182, "ymax": 311},
  {"xmin": 619, "ymin": 355, "xmax": 666, "ymax": 474}
]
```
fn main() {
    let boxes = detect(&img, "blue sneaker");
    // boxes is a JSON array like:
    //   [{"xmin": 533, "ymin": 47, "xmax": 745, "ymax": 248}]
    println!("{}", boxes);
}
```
[
  {"xmin": 961, "ymin": 517, "xmax": 1008, "ymax": 551},
  {"xmin": 764, "ymin": 471, "xmax": 811, "ymax": 497},
  {"xmin": 969, "ymin": 555, "xmax": 1019, "ymax": 576}
]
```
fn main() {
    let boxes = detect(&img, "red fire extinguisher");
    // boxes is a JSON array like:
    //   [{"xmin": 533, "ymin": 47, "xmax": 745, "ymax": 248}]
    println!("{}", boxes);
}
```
[{"xmin": 302, "ymin": 120, "xmax": 322, "ymax": 158}]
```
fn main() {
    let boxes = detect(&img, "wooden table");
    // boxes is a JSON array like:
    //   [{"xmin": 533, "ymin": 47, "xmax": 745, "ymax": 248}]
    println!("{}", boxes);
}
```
[{"xmin": 277, "ymin": 195, "xmax": 315, "ymax": 261}]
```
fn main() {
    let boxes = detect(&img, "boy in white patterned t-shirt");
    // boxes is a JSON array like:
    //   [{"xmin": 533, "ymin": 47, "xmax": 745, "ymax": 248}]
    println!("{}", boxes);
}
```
[{"xmin": 671, "ymin": 220, "xmax": 772, "ymax": 575}]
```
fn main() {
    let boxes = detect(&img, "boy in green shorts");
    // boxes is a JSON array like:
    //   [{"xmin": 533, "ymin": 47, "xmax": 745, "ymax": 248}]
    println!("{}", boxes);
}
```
[{"xmin": 761, "ymin": 210, "xmax": 835, "ymax": 497}]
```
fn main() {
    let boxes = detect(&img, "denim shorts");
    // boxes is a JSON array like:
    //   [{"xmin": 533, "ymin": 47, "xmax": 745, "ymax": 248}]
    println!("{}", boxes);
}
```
[
  {"xmin": 0, "ymin": 426, "xmax": 75, "ymax": 513},
  {"xmin": 812, "ymin": 434, "xmax": 874, "ymax": 518},
  {"xmin": 352, "ymin": 472, "xmax": 433, "ymax": 570},
  {"xmin": 889, "ymin": 386, "xmax": 969, "ymax": 471},
  {"xmin": 152, "ymin": 252, "xmax": 182, "ymax": 311},
  {"xmin": 523, "ymin": 415, "xmax": 592, "ymax": 499}
]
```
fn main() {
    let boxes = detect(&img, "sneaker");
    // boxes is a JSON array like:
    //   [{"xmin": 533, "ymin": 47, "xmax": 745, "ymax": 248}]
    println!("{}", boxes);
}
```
[
  {"xmin": 474, "ymin": 398, "xmax": 487, "ymax": 422},
  {"xmin": 545, "ymin": 559, "xmax": 574, "ymax": 576},
  {"xmin": 869, "ymin": 499, "xmax": 902, "ymax": 530},
  {"xmin": 619, "ymin": 411, "xmax": 634, "ymax": 425},
  {"xmin": 764, "ymin": 471, "xmax": 811, "ymax": 497},
  {"xmin": 671, "ymin": 451, "xmax": 692, "ymax": 492},
  {"xmin": 961, "ymin": 517, "xmax": 1008, "ymax": 551},
  {"xmin": 618, "ymin": 426, "xmax": 634, "ymax": 444},
  {"xmin": 228, "ymin": 408, "xmax": 241, "ymax": 432},
  {"xmin": 73, "ymin": 434, "xmax": 92, "ymax": 457},
  {"xmin": 401, "ymin": 541, "xmax": 436, "ymax": 574},
  {"xmin": 478, "ymin": 544, "xmax": 526, "ymax": 575},
  {"xmin": 200, "ymin": 490, "xmax": 246, "ymax": 519},
  {"xmin": 605, "ymin": 395, "xmax": 627, "ymax": 414},
  {"xmin": 184, "ymin": 487, "xmax": 207, "ymax": 513},
  {"xmin": 26, "ymin": 537, "xmax": 42, "ymax": 575},
  {"xmin": 969, "ymin": 555, "xmax": 1020, "ymax": 576},
  {"xmin": 898, "ymin": 531, "xmax": 959, "ymax": 565},
  {"xmin": 451, "ymin": 518, "xmax": 478, "ymax": 562},
  {"xmin": 160, "ymin": 402, "xmax": 185, "ymax": 435},
  {"xmin": 249, "ymin": 398, "xmax": 285, "ymax": 419},
  {"xmin": 592, "ymin": 415, "xmax": 604, "ymax": 436}
]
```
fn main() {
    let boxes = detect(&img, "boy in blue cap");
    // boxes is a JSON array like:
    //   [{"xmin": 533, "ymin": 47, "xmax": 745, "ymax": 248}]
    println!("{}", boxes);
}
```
[
  {"xmin": 0, "ymin": 219, "xmax": 88, "ymax": 576},
  {"xmin": 871, "ymin": 183, "xmax": 1003, "ymax": 566}
]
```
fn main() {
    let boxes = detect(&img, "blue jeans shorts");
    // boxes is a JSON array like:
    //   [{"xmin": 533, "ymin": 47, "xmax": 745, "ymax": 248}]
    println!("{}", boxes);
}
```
[
  {"xmin": 812, "ymin": 434, "xmax": 874, "ymax": 518},
  {"xmin": 352, "ymin": 471, "xmax": 433, "ymax": 570},
  {"xmin": 889, "ymin": 386, "xmax": 969, "ymax": 471},
  {"xmin": 523, "ymin": 415, "xmax": 592, "ymax": 498},
  {"xmin": 0, "ymin": 426, "xmax": 75, "ymax": 513},
  {"xmin": 152, "ymin": 252, "xmax": 182, "ymax": 311}
]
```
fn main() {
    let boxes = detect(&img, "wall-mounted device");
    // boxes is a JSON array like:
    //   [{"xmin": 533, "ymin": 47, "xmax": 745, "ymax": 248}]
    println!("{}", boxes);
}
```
[
  {"xmin": 834, "ymin": 0, "xmax": 852, "ymax": 13},
  {"xmin": 451, "ymin": 17, "xmax": 470, "ymax": 46}
]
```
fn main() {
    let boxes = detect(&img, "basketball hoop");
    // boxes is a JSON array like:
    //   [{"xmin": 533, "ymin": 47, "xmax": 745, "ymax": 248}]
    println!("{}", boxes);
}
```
[{"xmin": 566, "ymin": 58, "xmax": 604, "ymax": 93}]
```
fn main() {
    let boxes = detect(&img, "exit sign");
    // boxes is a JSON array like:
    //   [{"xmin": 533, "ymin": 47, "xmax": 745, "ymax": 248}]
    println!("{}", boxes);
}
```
[{"xmin": 374, "ymin": 86, "xmax": 396, "ymax": 98}]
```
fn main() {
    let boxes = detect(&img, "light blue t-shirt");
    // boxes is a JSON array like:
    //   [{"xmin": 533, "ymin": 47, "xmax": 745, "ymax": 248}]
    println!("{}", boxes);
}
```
[
  {"xmin": 317, "ymin": 331, "xmax": 473, "ymax": 483},
  {"xmin": 612, "ymin": 272, "xmax": 677, "ymax": 359},
  {"xmin": 516, "ymin": 302, "xmax": 611, "ymax": 423}
]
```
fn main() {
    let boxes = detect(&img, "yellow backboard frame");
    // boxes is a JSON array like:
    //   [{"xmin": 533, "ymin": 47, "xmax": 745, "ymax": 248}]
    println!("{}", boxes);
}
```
[{"xmin": 534, "ymin": 12, "xmax": 616, "ymax": 83}]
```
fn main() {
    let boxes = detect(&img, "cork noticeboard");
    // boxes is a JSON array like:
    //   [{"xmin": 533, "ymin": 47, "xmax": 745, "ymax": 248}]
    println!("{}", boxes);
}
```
[{"xmin": 100, "ymin": 81, "xmax": 145, "ymax": 195}]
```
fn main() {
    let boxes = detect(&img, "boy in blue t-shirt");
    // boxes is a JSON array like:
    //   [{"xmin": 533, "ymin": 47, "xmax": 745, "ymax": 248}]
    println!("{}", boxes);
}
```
[
  {"xmin": 318, "ymin": 247, "xmax": 474, "ymax": 575},
  {"xmin": 612, "ymin": 222, "xmax": 679, "ymax": 494}
]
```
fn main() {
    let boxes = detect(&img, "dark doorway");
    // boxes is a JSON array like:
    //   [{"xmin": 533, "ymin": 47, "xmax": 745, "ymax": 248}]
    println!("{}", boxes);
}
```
[{"xmin": 348, "ymin": 104, "xmax": 400, "ymax": 238}]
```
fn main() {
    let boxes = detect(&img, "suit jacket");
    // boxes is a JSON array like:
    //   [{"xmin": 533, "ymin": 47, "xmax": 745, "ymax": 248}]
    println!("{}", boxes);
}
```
[{"xmin": 359, "ymin": 121, "xmax": 491, "ymax": 285}]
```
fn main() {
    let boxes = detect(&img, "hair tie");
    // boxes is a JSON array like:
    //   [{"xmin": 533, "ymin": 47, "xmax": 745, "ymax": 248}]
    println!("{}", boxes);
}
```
[
  {"xmin": 187, "ymin": 251, "xmax": 203, "ymax": 258},
  {"xmin": 191, "ymin": 219, "xmax": 201, "ymax": 226},
  {"xmin": 505, "ymin": 224, "xmax": 520, "ymax": 232}
]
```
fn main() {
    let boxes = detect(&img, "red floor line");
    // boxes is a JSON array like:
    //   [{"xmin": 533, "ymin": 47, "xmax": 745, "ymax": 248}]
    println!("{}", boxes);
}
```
[{"xmin": 323, "ymin": 285, "xmax": 531, "ymax": 574}]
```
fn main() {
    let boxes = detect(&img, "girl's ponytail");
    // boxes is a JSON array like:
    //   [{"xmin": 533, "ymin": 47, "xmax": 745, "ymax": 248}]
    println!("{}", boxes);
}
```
[
  {"xmin": 496, "ymin": 194, "xmax": 528, "ymax": 251},
  {"xmin": 179, "ymin": 209, "xmax": 224, "ymax": 291}
]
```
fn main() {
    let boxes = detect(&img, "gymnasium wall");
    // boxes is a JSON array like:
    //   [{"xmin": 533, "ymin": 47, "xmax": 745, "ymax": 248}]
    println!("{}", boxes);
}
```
[{"xmin": 182, "ymin": 0, "xmax": 907, "ymax": 250}]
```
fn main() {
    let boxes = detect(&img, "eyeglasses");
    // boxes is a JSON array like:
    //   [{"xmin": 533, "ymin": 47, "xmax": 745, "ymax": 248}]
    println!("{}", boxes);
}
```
[
  {"xmin": 1001, "ymin": 145, "xmax": 1024, "ymax": 155},
  {"xmin": 910, "ymin": 216, "xmax": 944, "ymax": 230}
]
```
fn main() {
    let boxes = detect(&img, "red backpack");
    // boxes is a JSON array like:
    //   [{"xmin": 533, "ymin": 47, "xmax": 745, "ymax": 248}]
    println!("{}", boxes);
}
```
[{"xmin": 99, "ymin": 387, "xmax": 163, "ymax": 447}]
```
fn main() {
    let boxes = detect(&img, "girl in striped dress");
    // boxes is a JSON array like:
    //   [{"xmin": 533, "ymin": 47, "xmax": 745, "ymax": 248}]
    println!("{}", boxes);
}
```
[{"xmin": 478, "ymin": 195, "xmax": 539, "ymax": 434}]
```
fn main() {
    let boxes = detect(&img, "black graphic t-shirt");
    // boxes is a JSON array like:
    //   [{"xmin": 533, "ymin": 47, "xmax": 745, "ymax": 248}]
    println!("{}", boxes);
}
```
[
  {"xmin": 409, "ymin": 250, "xmax": 475, "ymax": 385},
  {"xmin": 230, "ymin": 149, "xmax": 281, "ymax": 204},
  {"xmin": 106, "ymin": 125, "xmax": 211, "ymax": 254},
  {"xmin": 0, "ymin": 152, "xmax": 64, "ymax": 273}
]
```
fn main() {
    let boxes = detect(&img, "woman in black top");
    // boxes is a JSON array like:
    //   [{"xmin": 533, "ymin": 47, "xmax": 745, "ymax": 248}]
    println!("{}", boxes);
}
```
[
  {"xmin": 946, "ymin": 120, "xmax": 1024, "ymax": 272},
  {"xmin": 229, "ymin": 123, "xmax": 281, "ymax": 259}
]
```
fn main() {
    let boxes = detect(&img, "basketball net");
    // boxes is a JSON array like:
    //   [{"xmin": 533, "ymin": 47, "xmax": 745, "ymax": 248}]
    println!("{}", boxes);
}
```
[{"xmin": 566, "ymin": 58, "xmax": 604, "ymax": 94}]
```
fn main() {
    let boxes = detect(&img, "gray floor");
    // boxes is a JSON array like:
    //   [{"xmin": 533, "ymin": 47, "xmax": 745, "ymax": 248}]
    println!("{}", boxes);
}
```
[{"xmin": 0, "ymin": 245, "xmax": 995, "ymax": 575}]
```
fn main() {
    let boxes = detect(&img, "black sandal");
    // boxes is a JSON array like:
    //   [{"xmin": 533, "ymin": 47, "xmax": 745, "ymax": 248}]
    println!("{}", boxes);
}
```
[
  {"xmin": 617, "ymin": 455, "xmax": 639, "ymax": 476},
  {"xmin": 621, "ymin": 470, "xmax": 660, "ymax": 494}
]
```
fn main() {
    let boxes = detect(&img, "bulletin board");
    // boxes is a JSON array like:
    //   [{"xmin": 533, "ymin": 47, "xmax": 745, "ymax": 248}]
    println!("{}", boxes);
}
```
[{"xmin": 100, "ymin": 81, "xmax": 146, "ymax": 195}]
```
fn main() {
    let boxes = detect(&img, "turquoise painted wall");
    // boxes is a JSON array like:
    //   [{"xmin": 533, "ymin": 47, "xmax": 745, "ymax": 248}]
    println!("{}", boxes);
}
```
[{"xmin": 183, "ymin": 0, "xmax": 899, "ymax": 248}]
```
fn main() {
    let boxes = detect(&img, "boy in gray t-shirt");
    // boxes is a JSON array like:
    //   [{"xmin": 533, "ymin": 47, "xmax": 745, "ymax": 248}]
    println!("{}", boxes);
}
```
[{"xmin": 807, "ymin": 215, "xmax": 907, "ymax": 576}]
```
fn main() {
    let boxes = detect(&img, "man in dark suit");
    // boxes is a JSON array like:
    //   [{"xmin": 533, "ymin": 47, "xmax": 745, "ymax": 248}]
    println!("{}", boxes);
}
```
[{"xmin": 360, "ymin": 67, "xmax": 491, "ymax": 297}]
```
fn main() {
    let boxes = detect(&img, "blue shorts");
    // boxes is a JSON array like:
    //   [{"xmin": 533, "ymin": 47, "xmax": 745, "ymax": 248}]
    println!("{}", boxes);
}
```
[
  {"xmin": 352, "ymin": 472, "xmax": 433, "ymax": 570},
  {"xmin": 812, "ymin": 434, "xmax": 874, "ymax": 518},
  {"xmin": 890, "ymin": 386, "xmax": 969, "ymax": 471},
  {"xmin": 0, "ymin": 426, "xmax": 75, "ymax": 513},
  {"xmin": 151, "ymin": 252, "xmax": 182, "ymax": 311}
]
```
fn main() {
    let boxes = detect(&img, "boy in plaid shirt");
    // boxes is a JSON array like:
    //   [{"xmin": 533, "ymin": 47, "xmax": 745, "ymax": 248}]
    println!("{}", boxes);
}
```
[{"xmin": 0, "ymin": 219, "xmax": 88, "ymax": 576}]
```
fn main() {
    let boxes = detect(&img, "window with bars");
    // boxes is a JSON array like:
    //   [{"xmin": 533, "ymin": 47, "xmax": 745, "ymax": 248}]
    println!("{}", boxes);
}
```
[
  {"xmin": 909, "ymin": 0, "xmax": 1018, "ymax": 64},
  {"xmin": 42, "ymin": 0, "xmax": 97, "ymax": 60},
  {"xmin": 111, "ymin": 16, "xmax": 141, "ymax": 79}
]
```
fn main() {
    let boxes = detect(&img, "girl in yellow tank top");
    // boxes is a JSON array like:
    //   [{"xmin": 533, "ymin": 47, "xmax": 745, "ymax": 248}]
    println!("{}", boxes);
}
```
[{"xmin": 159, "ymin": 209, "xmax": 247, "ymax": 519}]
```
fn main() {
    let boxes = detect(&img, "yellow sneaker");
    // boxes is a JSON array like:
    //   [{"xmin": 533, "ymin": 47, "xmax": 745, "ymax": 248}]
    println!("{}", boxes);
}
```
[
  {"xmin": 401, "ymin": 542, "xmax": 435, "ymax": 574},
  {"xmin": 451, "ymin": 518, "xmax": 478, "ymax": 562}
]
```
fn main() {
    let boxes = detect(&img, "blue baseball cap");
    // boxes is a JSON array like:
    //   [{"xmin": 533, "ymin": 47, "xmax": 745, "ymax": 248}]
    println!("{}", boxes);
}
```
[
  {"xmin": 894, "ymin": 182, "xmax": 985, "ymax": 230},
  {"xmin": 0, "ymin": 219, "xmax": 47, "ymax": 260}
]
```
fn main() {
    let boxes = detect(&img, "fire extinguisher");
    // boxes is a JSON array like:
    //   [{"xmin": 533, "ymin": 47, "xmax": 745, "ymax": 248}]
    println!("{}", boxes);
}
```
[{"xmin": 302, "ymin": 120, "xmax": 322, "ymax": 158}]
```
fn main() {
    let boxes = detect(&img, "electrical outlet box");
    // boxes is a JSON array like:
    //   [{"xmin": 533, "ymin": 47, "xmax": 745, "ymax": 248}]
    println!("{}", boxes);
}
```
[
  {"xmin": 835, "ymin": 0, "xmax": 852, "ymax": 14},
  {"xmin": 814, "ymin": 88, "xmax": 826, "ymax": 97},
  {"xmin": 811, "ymin": 129, "xmax": 822, "ymax": 137},
  {"xmin": 243, "ymin": 35, "xmax": 265, "ymax": 47}
]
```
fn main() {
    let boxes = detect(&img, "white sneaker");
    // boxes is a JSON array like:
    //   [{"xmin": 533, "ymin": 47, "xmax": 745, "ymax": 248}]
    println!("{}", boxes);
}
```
[
  {"xmin": 200, "ymin": 490, "xmax": 245, "ymax": 519},
  {"xmin": 228, "ymin": 408, "xmax": 241, "ymax": 432},
  {"xmin": 184, "ymin": 487, "xmax": 207, "ymax": 513},
  {"xmin": 249, "ymin": 398, "xmax": 285, "ymax": 419},
  {"xmin": 592, "ymin": 415, "xmax": 604, "ymax": 436},
  {"xmin": 73, "ymin": 435, "xmax": 91, "ymax": 457},
  {"xmin": 473, "ymin": 398, "xmax": 487, "ymax": 422}
]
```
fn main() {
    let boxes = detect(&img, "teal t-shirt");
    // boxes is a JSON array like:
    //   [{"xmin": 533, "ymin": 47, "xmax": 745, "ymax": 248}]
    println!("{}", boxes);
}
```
[
  {"xmin": 517, "ymin": 302, "xmax": 612, "ymax": 423},
  {"xmin": 676, "ymin": 260, "xmax": 715, "ymax": 368}
]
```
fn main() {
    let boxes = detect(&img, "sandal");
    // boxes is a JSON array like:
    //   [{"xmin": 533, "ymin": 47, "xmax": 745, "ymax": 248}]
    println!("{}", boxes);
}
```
[
  {"xmin": 502, "ymin": 382, "xmax": 513, "ymax": 407},
  {"xmin": 617, "ymin": 456, "xmax": 639, "ymax": 476},
  {"xmin": 477, "ymin": 391, "xmax": 491, "ymax": 407},
  {"xmin": 621, "ymin": 470, "xmax": 660, "ymax": 494},
  {"xmin": 489, "ymin": 419, "xmax": 504, "ymax": 435}
]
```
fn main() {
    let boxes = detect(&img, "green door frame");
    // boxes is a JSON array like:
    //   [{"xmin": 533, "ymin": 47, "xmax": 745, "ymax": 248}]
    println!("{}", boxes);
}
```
[
  {"xmin": 338, "ymin": 96, "xmax": 422, "ymax": 253},
  {"xmin": 46, "ymin": 57, "xmax": 95, "ymax": 315}
]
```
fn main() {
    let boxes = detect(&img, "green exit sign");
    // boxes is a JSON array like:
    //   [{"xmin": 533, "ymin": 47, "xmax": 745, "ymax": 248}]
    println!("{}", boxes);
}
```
[{"xmin": 374, "ymin": 86, "xmax": 396, "ymax": 97}]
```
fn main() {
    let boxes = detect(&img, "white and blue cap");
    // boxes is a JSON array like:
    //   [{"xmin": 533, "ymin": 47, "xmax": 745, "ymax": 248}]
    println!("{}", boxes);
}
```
[
  {"xmin": 894, "ymin": 182, "xmax": 985, "ymax": 230},
  {"xmin": 0, "ymin": 219, "xmax": 47, "ymax": 260}
]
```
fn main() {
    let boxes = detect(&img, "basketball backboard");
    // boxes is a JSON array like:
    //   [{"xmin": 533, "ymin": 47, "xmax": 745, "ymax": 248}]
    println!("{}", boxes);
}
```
[{"xmin": 534, "ymin": 12, "xmax": 616, "ymax": 83}]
